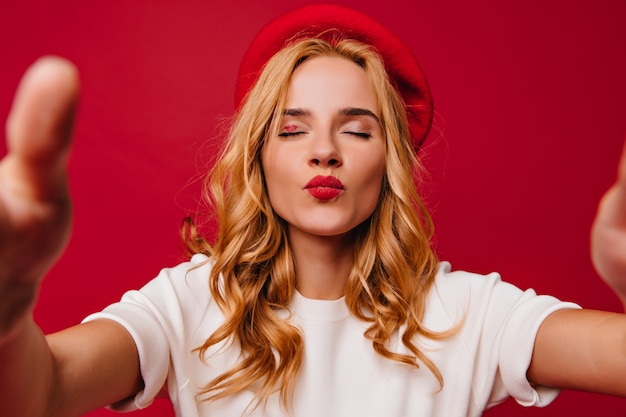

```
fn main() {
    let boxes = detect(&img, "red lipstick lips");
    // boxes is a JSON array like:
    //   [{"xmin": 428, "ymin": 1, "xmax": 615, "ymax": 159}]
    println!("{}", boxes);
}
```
[{"xmin": 305, "ymin": 175, "xmax": 344, "ymax": 200}]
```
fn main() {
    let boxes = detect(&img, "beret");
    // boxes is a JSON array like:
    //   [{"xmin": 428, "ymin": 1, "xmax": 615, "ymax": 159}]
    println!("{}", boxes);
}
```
[{"xmin": 235, "ymin": 3, "xmax": 433, "ymax": 150}]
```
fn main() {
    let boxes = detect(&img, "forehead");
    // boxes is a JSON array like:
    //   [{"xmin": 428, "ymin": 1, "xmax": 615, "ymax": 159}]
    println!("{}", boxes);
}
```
[{"xmin": 285, "ymin": 55, "xmax": 379, "ymax": 112}]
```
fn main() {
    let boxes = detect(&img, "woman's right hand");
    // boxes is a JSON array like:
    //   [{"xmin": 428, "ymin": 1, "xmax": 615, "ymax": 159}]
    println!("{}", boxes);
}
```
[
  {"xmin": 0, "ymin": 57, "xmax": 145, "ymax": 417},
  {"xmin": 0, "ymin": 56, "xmax": 78, "ymax": 340}
]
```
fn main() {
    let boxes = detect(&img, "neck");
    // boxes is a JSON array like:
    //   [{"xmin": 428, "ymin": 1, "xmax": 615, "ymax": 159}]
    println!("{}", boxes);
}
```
[{"xmin": 288, "ymin": 228, "xmax": 356, "ymax": 300}]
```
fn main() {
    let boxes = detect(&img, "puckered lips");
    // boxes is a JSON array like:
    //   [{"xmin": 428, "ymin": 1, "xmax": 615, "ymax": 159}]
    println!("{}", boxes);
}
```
[{"xmin": 304, "ymin": 175, "xmax": 344, "ymax": 200}]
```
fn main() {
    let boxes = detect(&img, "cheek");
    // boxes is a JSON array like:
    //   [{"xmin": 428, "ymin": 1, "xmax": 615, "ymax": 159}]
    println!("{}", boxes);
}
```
[
  {"xmin": 262, "ymin": 153, "xmax": 276, "ymax": 194},
  {"xmin": 365, "ymin": 170, "xmax": 385, "ymax": 207},
  {"xmin": 261, "ymin": 147, "xmax": 293, "ymax": 209},
  {"xmin": 363, "ymin": 149, "xmax": 386, "ymax": 188},
  {"xmin": 356, "ymin": 156, "xmax": 386, "ymax": 212}
]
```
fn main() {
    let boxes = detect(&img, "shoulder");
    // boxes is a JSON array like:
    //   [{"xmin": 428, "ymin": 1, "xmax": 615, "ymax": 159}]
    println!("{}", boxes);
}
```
[
  {"xmin": 429, "ymin": 261, "xmax": 515, "ymax": 311},
  {"xmin": 138, "ymin": 253, "xmax": 215, "ymax": 300},
  {"xmin": 93, "ymin": 253, "xmax": 218, "ymax": 331},
  {"xmin": 425, "ymin": 262, "xmax": 576, "ymax": 331}
]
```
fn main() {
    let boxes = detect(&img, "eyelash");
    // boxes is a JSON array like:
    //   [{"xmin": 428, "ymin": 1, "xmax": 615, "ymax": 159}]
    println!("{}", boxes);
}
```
[
  {"xmin": 345, "ymin": 131, "xmax": 371, "ymax": 139},
  {"xmin": 277, "ymin": 131, "xmax": 371, "ymax": 138},
  {"xmin": 278, "ymin": 131, "xmax": 306, "ymax": 137}
]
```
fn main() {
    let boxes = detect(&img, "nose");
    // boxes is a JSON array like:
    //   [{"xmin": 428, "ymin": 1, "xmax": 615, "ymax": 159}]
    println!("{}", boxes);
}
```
[{"xmin": 308, "ymin": 131, "xmax": 342, "ymax": 168}]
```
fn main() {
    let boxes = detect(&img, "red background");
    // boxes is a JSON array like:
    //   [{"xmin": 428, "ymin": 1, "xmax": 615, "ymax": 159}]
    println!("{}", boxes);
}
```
[{"xmin": 1, "ymin": 1, "xmax": 625, "ymax": 416}]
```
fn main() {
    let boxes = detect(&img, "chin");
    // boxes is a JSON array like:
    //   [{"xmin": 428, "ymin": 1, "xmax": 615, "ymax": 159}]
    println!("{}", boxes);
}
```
[{"xmin": 293, "ymin": 223, "xmax": 359, "ymax": 239}]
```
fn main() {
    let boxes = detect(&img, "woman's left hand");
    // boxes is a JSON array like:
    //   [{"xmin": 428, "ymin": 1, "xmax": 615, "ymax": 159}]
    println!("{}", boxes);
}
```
[{"xmin": 591, "ymin": 138, "xmax": 626, "ymax": 309}]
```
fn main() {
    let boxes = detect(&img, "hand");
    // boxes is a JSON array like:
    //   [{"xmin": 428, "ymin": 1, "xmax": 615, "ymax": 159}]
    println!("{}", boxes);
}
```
[
  {"xmin": 0, "ymin": 57, "xmax": 78, "ymax": 339},
  {"xmin": 591, "ymin": 138, "xmax": 626, "ymax": 309}
]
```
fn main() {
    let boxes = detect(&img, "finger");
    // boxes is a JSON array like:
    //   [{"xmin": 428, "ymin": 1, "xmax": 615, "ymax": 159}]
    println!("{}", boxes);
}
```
[
  {"xmin": 618, "ymin": 136, "xmax": 626, "ymax": 185},
  {"xmin": 5, "ymin": 56, "xmax": 79, "ymax": 199},
  {"xmin": 590, "ymin": 138, "xmax": 626, "ymax": 285},
  {"xmin": 594, "ymin": 138, "xmax": 626, "ymax": 228}
]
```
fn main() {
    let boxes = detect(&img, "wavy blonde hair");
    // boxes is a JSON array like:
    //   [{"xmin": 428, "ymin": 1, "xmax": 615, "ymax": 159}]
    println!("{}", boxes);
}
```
[{"xmin": 183, "ymin": 36, "xmax": 447, "ymax": 412}]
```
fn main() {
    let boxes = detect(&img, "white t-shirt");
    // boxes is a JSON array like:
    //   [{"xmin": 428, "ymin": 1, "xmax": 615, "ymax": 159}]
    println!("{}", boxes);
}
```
[{"xmin": 84, "ymin": 254, "xmax": 579, "ymax": 416}]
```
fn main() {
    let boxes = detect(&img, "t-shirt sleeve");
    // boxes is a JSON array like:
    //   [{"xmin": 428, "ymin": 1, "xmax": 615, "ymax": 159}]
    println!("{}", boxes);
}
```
[
  {"xmin": 83, "ymin": 290, "xmax": 171, "ymax": 410},
  {"xmin": 431, "ymin": 262, "xmax": 581, "ymax": 410},
  {"xmin": 82, "ymin": 253, "xmax": 212, "ymax": 411},
  {"xmin": 494, "ymin": 290, "xmax": 580, "ymax": 407}
]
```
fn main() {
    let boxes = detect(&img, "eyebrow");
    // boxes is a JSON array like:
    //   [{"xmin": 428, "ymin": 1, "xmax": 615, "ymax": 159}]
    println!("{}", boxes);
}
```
[
  {"xmin": 282, "ymin": 107, "xmax": 380, "ymax": 123},
  {"xmin": 341, "ymin": 107, "xmax": 380, "ymax": 123},
  {"xmin": 283, "ymin": 108, "xmax": 311, "ymax": 117}
]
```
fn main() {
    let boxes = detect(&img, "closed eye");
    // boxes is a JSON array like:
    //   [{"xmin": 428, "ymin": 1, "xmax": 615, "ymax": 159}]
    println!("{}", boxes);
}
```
[
  {"xmin": 344, "ymin": 131, "xmax": 371, "ymax": 139},
  {"xmin": 278, "ymin": 131, "xmax": 307, "ymax": 137}
]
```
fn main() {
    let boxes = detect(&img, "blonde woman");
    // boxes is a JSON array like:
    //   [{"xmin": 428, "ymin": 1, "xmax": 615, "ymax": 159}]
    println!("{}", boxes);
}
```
[{"xmin": 1, "ymin": 4, "xmax": 625, "ymax": 417}]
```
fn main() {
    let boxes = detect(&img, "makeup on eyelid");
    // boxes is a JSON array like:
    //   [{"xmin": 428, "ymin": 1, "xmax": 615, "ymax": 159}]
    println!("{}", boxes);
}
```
[{"xmin": 261, "ymin": 56, "xmax": 385, "ymax": 239}]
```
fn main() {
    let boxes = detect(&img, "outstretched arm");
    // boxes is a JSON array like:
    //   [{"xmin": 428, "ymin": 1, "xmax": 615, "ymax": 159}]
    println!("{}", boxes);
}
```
[
  {"xmin": 0, "ymin": 57, "xmax": 143, "ymax": 417},
  {"xmin": 528, "ymin": 308, "xmax": 626, "ymax": 396},
  {"xmin": 528, "ymin": 137, "xmax": 626, "ymax": 396}
]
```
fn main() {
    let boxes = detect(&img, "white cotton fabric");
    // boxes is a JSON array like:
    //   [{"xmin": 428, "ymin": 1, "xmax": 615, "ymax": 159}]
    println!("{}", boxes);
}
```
[{"xmin": 83, "ymin": 254, "xmax": 580, "ymax": 416}]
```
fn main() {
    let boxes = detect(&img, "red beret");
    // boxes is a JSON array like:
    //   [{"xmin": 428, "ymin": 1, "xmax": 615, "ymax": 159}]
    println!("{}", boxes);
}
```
[{"xmin": 235, "ymin": 3, "xmax": 433, "ymax": 150}]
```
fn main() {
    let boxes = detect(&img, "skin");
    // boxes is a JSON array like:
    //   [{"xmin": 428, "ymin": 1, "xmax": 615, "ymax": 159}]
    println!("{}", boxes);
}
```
[
  {"xmin": 528, "ymin": 140, "xmax": 626, "ymax": 395},
  {"xmin": 0, "ymin": 57, "xmax": 143, "ymax": 417},
  {"xmin": 262, "ymin": 56, "xmax": 386, "ymax": 300},
  {"xmin": 0, "ymin": 55, "xmax": 625, "ymax": 416}
]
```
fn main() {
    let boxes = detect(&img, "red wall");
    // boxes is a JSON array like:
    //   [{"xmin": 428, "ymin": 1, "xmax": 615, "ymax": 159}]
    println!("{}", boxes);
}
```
[{"xmin": 1, "ymin": 1, "xmax": 625, "ymax": 416}]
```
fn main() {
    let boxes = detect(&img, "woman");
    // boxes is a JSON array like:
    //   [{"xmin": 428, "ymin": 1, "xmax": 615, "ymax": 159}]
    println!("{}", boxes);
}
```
[{"xmin": 1, "ymin": 4, "xmax": 625, "ymax": 417}]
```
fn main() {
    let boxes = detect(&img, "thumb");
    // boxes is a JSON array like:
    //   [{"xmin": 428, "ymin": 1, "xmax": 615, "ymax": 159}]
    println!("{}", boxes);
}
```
[{"xmin": 5, "ymin": 56, "xmax": 79, "ymax": 198}]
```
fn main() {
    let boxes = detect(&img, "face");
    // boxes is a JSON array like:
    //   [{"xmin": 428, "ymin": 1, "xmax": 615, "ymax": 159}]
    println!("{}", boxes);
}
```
[{"xmin": 261, "ymin": 55, "xmax": 386, "ymax": 240}]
